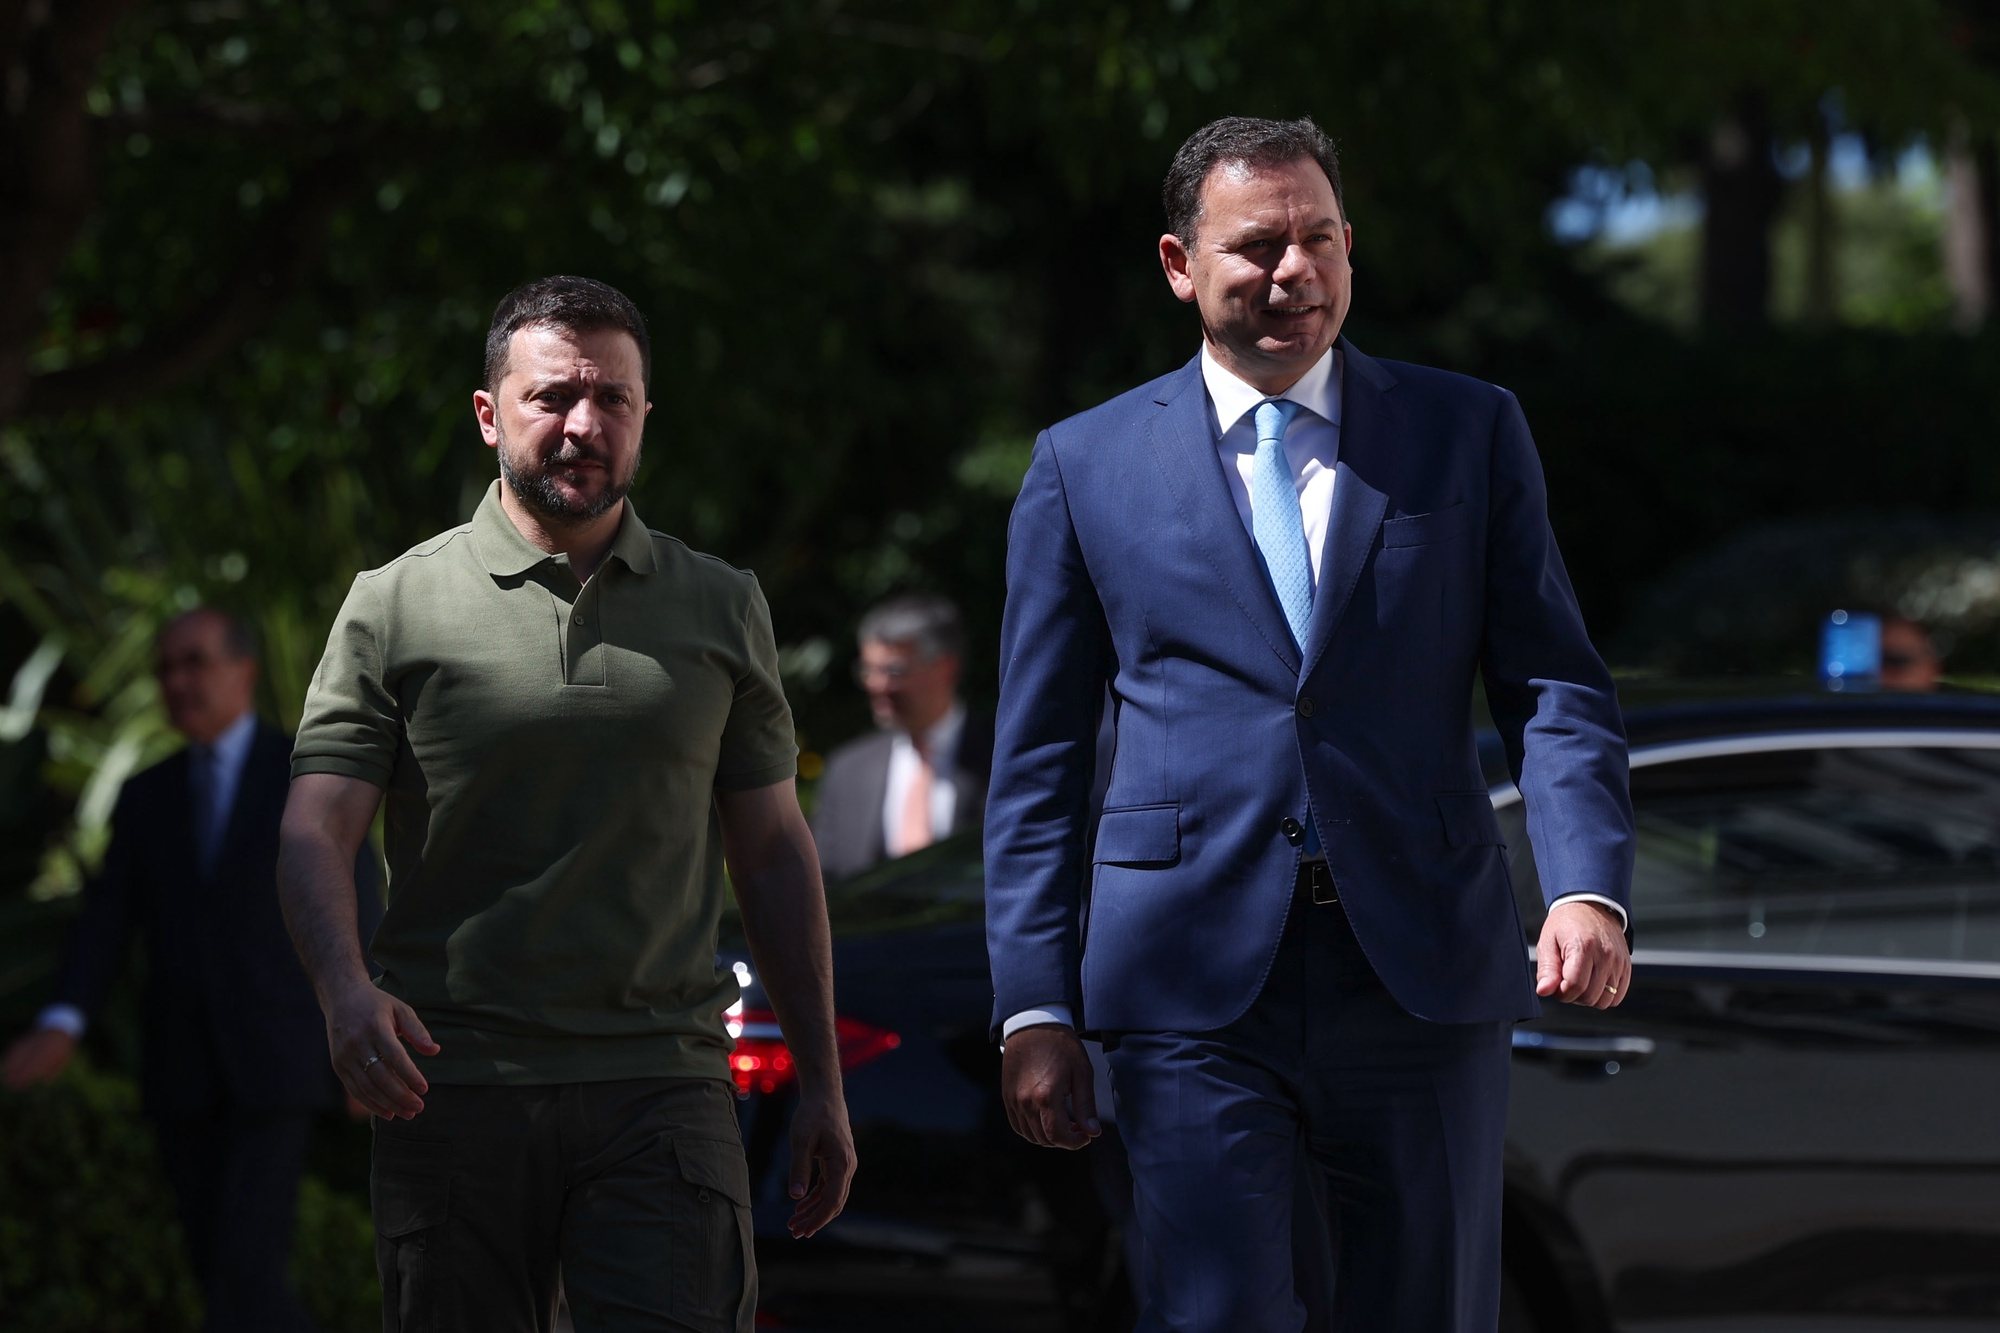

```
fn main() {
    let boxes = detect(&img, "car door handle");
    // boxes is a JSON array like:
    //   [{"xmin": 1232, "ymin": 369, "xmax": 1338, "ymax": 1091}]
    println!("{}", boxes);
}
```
[{"xmin": 1512, "ymin": 1030, "xmax": 1656, "ymax": 1069}]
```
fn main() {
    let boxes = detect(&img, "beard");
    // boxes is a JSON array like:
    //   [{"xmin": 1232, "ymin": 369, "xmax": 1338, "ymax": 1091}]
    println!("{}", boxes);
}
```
[{"xmin": 496, "ymin": 428, "xmax": 639, "ymax": 525}]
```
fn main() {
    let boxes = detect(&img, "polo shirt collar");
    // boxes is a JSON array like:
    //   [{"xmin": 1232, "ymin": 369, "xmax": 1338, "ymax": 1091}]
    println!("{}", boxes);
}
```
[{"xmin": 470, "ymin": 480, "xmax": 660, "ymax": 578}]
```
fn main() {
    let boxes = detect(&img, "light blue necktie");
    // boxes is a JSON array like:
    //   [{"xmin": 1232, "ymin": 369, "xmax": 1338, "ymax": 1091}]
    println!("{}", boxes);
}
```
[
  {"xmin": 1251, "ymin": 398, "xmax": 1312, "ymax": 650},
  {"xmin": 1251, "ymin": 398, "xmax": 1323, "ymax": 857}
]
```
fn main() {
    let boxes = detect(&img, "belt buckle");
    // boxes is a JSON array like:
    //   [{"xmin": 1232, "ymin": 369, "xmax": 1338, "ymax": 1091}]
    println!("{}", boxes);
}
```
[{"xmin": 1306, "ymin": 862, "xmax": 1337, "ymax": 905}]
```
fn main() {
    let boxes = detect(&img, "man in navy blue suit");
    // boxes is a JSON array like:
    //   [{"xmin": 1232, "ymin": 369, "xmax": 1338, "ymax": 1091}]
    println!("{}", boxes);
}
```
[
  {"xmin": 985, "ymin": 117, "xmax": 1636, "ymax": 1331},
  {"xmin": 2, "ymin": 607, "xmax": 382, "ymax": 1333}
]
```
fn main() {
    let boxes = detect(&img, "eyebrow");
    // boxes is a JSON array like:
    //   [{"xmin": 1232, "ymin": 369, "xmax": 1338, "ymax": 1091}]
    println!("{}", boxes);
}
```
[
  {"xmin": 522, "ymin": 377, "xmax": 636, "ymax": 396},
  {"xmin": 1223, "ymin": 215, "xmax": 1343, "ymax": 243}
]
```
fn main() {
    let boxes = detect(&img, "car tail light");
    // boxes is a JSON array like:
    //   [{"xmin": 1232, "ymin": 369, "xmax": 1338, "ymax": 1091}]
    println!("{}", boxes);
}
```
[{"xmin": 725, "ymin": 1006, "xmax": 901, "ymax": 1097}]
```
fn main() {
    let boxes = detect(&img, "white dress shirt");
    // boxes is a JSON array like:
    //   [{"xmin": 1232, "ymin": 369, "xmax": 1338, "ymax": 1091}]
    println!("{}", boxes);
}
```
[
  {"xmin": 1203, "ymin": 341, "xmax": 1343, "ymax": 587},
  {"xmin": 36, "ymin": 710, "xmax": 258, "ymax": 1039},
  {"xmin": 1001, "ymin": 349, "xmax": 1623, "ymax": 1043},
  {"xmin": 880, "ymin": 704, "xmax": 967, "ymax": 853}
]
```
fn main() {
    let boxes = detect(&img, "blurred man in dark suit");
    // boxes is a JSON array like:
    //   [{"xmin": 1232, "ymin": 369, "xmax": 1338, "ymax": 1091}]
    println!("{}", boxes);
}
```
[
  {"xmin": 1, "ymin": 606, "xmax": 382, "ymax": 1333},
  {"xmin": 812, "ymin": 594, "xmax": 993, "ymax": 880}
]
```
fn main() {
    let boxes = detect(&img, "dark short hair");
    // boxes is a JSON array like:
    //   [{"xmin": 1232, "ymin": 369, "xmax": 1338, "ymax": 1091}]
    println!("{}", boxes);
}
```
[
  {"xmin": 1163, "ymin": 116, "xmax": 1346, "ymax": 246},
  {"xmin": 858, "ymin": 594, "xmax": 965, "ymax": 662},
  {"xmin": 483, "ymin": 275, "xmax": 652, "ymax": 392},
  {"xmin": 160, "ymin": 607, "xmax": 257, "ymax": 661}
]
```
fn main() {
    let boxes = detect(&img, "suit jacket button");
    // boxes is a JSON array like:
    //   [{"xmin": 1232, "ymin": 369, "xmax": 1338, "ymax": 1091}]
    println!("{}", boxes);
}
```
[
  {"xmin": 1297, "ymin": 697, "xmax": 1315, "ymax": 717},
  {"xmin": 1280, "ymin": 817, "xmax": 1304, "ymax": 845}
]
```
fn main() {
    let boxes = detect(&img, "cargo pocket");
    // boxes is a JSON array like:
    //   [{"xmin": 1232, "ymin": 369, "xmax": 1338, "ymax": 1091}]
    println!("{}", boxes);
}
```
[
  {"xmin": 668, "ymin": 1136, "xmax": 756, "ymax": 1332},
  {"xmin": 371, "ymin": 1142, "xmax": 450, "ymax": 1333}
]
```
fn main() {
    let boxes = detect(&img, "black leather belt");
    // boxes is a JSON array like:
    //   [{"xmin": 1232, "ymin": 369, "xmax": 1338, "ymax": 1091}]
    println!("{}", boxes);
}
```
[{"xmin": 1297, "ymin": 860, "xmax": 1337, "ymax": 905}]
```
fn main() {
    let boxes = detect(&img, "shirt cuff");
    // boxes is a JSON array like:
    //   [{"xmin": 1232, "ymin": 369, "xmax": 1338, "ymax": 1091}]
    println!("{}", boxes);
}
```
[
  {"xmin": 36, "ymin": 1004, "xmax": 86, "ymax": 1038},
  {"xmin": 1001, "ymin": 1006, "xmax": 1075, "ymax": 1042},
  {"xmin": 1551, "ymin": 893, "xmax": 1628, "ymax": 932}
]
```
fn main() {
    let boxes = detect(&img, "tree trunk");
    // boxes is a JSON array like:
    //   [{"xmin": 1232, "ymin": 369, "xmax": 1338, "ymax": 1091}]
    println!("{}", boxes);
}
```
[
  {"xmin": 1944, "ymin": 122, "xmax": 1996, "ymax": 333},
  {"xmin": 1698, "ymin": 91, "xmax": 1783, "ymax": 333},
  {"xmin": 0, "ymin": 0, "xmax": 136, "ymax": 428},
  {"xmin": 1801, "ymin": 113, "xmax": 1837, "ymax": 328}
]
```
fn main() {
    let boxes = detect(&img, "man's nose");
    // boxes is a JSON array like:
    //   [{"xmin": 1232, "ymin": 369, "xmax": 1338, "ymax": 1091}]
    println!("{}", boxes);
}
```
[
  {"xmin": 565, "ymin": 397, "xmax": 603, "ymax": 438},
  {"xmin": 1272, "ymin": 241, "xmax": 1314, "ymax": 286}
]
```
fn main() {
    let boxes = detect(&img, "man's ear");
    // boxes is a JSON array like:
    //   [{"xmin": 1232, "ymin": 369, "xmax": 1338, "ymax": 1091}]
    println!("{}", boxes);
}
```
[
  {"xmin": 1159, "ymin": 233, "xmax": 1198, "ymax": 304},
  {"xmin": 473, "ymin": 389, "xmax": 500, "ymax": 449}
]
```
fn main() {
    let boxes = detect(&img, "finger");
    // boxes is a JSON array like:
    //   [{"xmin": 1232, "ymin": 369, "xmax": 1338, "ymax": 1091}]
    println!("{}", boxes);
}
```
[
  {"xmin": 1599, "ymin": 958, "xmax": 1633, "ymax": 1009},
  {"xmin": 1010, "ymin": 1078, "xmax": 1055, "ymax": 1148},
  {"xmin": 1068, "ymin": 1056, "xmax": 1102, "ymax": 1139},
  {"xmin": 1559, "ymin": 939, "xmax": 1598, "ymax": 1003},
  {"xmin": 377, "ymin": 1003, "xmax": 433, "ymax": 1099},
  {"xmin": 787, "ymin": 1131, "xmax": 816, "ymax": 1201},
  {"xmin": 395, "ymin": 1004, "xmax": 441, "ymax": 1056},
  {"xmin": 361, "ymin": 1058, "xmax": 425, "ymax": 1119},
  {"xmin": 790, "ymin": 1149, "xmax": 856, "ymax": 1237},
  {"xmin": 340, "ymin": 1064, "xmax": 403, "ymax": 1122},
  {"xmin": 1535, "ymin": 928, "xmax": 1563, "ymax": 997},
  {"xmin": 1039, "ymin": 1092, "xmax": 1089, "ymax": 1150}
]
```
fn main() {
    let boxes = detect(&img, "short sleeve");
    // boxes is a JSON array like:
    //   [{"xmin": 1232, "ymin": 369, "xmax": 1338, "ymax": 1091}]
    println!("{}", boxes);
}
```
[
  {"xmin": 712, "ymin": 577, "xmax": 799, "ymax": 792},
  {"xmin": 292, "ymin": 575, "xmax": 401, "ymax": 787}
]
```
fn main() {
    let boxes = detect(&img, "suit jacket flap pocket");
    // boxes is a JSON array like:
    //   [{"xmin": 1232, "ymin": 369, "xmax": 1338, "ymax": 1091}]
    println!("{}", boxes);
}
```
[
  {"xmin": 1435, "ymin": 791, "xmax": 1504, "ymax": 848},
  {"xmin": 1092, "ymin": 804, "xmax": 1181, "ymax": 866},
  {"xmin": 1381, "ymin": 502, "xmax": 1468, "ymax": 548}
]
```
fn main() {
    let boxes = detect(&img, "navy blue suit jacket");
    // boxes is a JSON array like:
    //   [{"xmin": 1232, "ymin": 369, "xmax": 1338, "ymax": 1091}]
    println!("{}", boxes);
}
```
[
  {"xmin": 985, "ymin": 341, "xmax": 1634, "ymax": 1037},
  {"xmin": 52, "ymin": 720, "xmax": 382, "ymax": 1116}
]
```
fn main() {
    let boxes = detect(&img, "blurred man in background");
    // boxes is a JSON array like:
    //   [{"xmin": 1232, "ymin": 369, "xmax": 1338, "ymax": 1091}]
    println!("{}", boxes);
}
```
[
  {"xmin": 1, "ymin": 606, "xmax": 383, "ymax": 1333},
  {"xmin": 811, "ymin": 593, "xmax": 992, "ymax": 880},
  {"xmin": 1880, "ymin": 614, "xmax": 1944, "ymax": 691}
]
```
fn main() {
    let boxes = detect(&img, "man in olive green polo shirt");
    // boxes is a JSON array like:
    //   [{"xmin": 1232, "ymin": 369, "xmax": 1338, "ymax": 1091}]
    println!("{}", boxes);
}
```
[{"xmin": 277, "ymin": 275, "xmax": 853, "ymax": 1333}]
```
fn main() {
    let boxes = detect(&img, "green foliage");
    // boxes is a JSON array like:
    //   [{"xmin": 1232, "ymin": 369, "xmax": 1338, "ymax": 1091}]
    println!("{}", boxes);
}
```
[
  {"xmin": 0, "ymin": 1057, "xmax": 378, "ymax": 1333},
  {"xmin": 0, "ymin": 1058, "xmax": 198, "ymax": 1331},
  {"xmin": 293, "ymin": 1175, "xmax": 381, "ymax": 1333},
  {"xmin": 5, "ymin": 0, "xmax": 2000, "ymax": 901}
]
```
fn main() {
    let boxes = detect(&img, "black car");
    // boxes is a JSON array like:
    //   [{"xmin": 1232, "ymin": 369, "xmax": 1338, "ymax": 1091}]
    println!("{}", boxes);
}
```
[{"xmin": 728, "ymin": 690, "xmax": 2000, "ymax": 1331}]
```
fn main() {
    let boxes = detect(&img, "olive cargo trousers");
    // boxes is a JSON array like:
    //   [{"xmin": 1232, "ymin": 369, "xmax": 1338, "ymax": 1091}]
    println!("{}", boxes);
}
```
[{"xmin": 370, "ymin": 1076, "xmax": 754, "ymax": 1333}]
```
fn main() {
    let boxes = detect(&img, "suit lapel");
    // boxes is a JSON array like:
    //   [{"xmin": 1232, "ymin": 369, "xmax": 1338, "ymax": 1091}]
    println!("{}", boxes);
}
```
[
  {"xmin": 856, "ymin": 734, "xmax": 892, "ymax": 866},
  {"xmin": 1302, "ymin": 341, "xmax": 1394, "ymax": 679},
  {"xmin": 168, "ymin": 749, "xmax": 207, "ymax": 881},
  {"xmin": 1147, "ymin": 357, "xmax": 1300, "ymax": 674},
  {"xmin": 206, "ymin": 721, "xmax": 282, "ymax": 881}
]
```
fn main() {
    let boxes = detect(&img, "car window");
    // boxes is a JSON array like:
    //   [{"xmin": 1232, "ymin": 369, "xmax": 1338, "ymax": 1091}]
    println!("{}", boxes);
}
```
[{"xmin": 1501, "ymin": 743, "xmax": 2000, "ymax": 964}]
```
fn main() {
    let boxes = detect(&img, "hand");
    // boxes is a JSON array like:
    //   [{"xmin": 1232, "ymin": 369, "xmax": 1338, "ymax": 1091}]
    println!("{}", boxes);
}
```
[
  {"xmin": 2, "ymin": 1028, "xmax": 77, "ymax": 1091},
  {"xmin": 1001, "ymin": 1025, "xmax": 1101, "ymax": 1150},
  {"xmin": 784, "ymin": 1086, "xmax": 856, "ymax": 1239},
  {"xmin": 1536, "ymin": 901, "xmax": 1631, "ymax": 1009},
  {"xmin": 322, "ymin": 980, "xmax": 440, "ymax": 1120}
]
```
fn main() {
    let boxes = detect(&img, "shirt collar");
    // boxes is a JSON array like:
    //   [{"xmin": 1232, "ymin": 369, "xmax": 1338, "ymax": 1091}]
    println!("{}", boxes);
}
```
[
  {"xmin": 203, "ymin": 710, "xmax": 258, "ymax": 774},
  {"xmin": 1199, "ymin": 343, "xmax": 1342, "ymax": 435},
  {"xmin": 894, "ymin": 702, "xmax": 966, "ymax": 765},
  {"xmin": 470, "ymin": 479, "xmax": 660, "ymax": 578}
]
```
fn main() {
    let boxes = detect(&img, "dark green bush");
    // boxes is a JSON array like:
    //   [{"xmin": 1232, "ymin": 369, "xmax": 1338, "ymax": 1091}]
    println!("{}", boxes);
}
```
[{"xmin": 0, "ymin": 1056, "xmax": 378, "ymax": 1332}]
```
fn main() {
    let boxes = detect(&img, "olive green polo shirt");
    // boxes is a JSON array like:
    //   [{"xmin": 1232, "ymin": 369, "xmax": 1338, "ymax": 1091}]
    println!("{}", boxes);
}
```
[{"xmin": 293, "ymin": 482, "xmax": 797, "ymax": 1085}]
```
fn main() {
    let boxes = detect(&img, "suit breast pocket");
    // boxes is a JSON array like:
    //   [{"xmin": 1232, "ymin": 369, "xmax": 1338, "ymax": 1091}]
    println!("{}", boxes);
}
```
[{"xmin": 1380, "ymin": 502, "xmax": 1469, "ymax": 549}]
